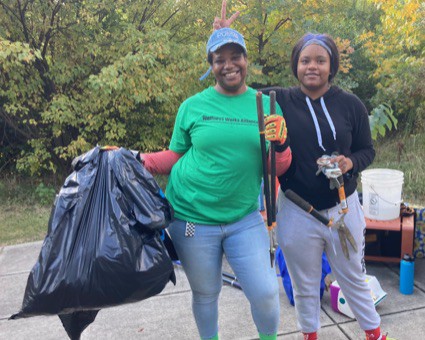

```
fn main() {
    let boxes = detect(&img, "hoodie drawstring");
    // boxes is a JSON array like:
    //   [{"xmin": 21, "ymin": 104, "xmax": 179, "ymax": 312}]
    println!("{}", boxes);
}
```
[{"xmin": 305, "ymin": 96, "xmax": 336, "ymax": 151}]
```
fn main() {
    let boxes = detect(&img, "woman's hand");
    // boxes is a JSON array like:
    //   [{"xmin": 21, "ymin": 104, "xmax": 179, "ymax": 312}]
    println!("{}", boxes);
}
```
[
  {"xmin": 264, "ymin": 115, "xmax": 288, "ymax": 145},
  {"xmin": 331, "ymin": 155, "xmax": 353, "ymax": 174},
  {"xmin": 213, "ymin": 0, "xmax": 240, "ymax": 30}
]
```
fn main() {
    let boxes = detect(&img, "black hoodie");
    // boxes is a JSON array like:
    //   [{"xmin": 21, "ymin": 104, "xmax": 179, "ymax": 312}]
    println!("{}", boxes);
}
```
[{"xmin": 262, "ymin": 86, "xmax": 375, "ymax": 210}]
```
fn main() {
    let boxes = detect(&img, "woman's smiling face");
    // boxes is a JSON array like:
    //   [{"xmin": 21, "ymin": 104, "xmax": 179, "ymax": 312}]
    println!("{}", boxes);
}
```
[
  {"xmin": 297, "ymin": 44, "xmax": 331, "ymax": 99},
  {"xmin": 211, "ymin": 43, "xmax": 248, "ymax": 95}
]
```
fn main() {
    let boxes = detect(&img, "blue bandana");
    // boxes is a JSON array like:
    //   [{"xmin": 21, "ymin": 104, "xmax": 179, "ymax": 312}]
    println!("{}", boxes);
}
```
[{"xmin": 301, "ymin": 37, "xmax": 332, "ymax": 56}]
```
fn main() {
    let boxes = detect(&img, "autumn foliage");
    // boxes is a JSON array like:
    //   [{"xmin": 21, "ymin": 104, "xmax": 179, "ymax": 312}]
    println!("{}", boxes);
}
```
[{"xmin": 1, "ymin": 0, "xmax": 423, "ymax": 176}]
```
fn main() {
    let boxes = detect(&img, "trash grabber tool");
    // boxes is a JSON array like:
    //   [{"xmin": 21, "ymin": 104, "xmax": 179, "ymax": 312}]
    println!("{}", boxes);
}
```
[
  {"xmin": 269, "ymin": 91, "xmax": 277, "ymax": 220},
  {"xmin": 256, "ymin": 91, "xmax": 275, "ymax": 267},
  {"xmin": 269, "ymin": 91, "xmax": 278, "ymax": 267},
  {"xmin": 316, "ymin": 154, "xmax": 357, "ymax": 259},
  {"xmin": 222, "ymin": 271, "xmax": 242, "ymax": 290},
  {"xmin": 331, "ymin": 179, "xmax": 357, "ymax": 260},
  {"xmin": 316, "ymin": 154, "xmax": 347, "ymax": 213},
  {"xmin": 331, "ymin": 214, "xmax": 357, "ymax": 260},
  {"xmin": 284, "ymin": 189, "xmax": 333, "ymax": 226},
  {"xmin": 222, "ymin": 276, "xmax": 242, "ymax": 290}
]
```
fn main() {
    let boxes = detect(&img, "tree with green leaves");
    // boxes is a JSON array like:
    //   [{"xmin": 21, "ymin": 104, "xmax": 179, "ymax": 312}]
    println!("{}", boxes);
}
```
[
  {"xmin": 0, "ymin": 0, "xmax": 209, "ymax": 175},
  {"xmin": 1, "ymin": 0, "xmax": 422, "ymax": 176},
  {"xmin": 360, "ymin": 0, "xmax": 424, "ymax": 133}
]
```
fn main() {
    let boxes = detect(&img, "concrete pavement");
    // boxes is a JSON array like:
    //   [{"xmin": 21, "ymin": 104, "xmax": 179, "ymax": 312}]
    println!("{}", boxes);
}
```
[{"xmin": 1, "ymin": 241, "xmax": 424, "ymax": 339}]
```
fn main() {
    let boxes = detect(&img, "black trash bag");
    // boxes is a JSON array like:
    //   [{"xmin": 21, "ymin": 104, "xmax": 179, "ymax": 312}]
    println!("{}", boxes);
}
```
[
  {"xmin": 10, "ymin": 146, "xmax": 176, "ymax": 339},
  {"xmin": 162, "ymin": 229, "xmax": 179, "ymax": 262},
  {"xmin": 58, "ymin": 310, "xmax": 99, "ymax": 340}
]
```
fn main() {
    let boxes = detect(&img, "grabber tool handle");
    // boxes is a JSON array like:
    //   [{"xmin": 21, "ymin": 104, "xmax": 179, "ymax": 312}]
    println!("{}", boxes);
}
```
[
  {"xmin": 256, "ymin": 91, "xmax": 272, "ymax": 227},
  {"xmin": 222, "ymin": 276, "xmax": 242, "ymax": 290},
  {"xmin": 284, "ymin": 190, "xmax": 332, "ymax": 226},
  {"xmin": 269, "ymin": 142, "xmax": 276, "ymax": 230},
  {"xmin": 269, "ymin": 91, "xmax": 277, "ymax": 223},
  {"xmin": 337, "ymin": 176, "xmax": 349, "ymax": 214}
]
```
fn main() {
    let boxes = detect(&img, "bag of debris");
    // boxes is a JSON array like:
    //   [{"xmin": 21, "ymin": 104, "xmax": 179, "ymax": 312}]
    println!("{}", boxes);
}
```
[{"xmin": 10, "ymin": 146, "xmax": 175, "ymax": 339}]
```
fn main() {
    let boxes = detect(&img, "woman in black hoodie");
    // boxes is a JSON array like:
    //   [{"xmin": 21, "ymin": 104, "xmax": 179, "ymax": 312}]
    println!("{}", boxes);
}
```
[
  {"xmin": 262, "ymin": 33, "xmax": 394, "ymax": 340},
  {"xmin": 213, "ymin": 3, "xmax": 394, "ymax": 339}
]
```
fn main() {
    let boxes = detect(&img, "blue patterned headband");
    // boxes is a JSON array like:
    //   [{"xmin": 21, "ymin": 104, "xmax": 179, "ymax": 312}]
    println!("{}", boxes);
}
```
[{"xmin": 301, "ymin": 38, "xmax": 332, "ymax": 56}]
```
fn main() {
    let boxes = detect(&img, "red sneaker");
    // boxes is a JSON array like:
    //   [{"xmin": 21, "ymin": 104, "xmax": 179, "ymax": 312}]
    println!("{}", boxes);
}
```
[{"xmin": 303, "ymin": 332, "xmax": 318, "ymax": 340}]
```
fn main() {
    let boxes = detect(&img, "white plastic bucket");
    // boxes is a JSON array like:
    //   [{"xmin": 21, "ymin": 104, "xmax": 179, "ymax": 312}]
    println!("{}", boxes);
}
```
[{"xmin": 361, "ymin": 168, "xmax": 404, "ymax": 220}]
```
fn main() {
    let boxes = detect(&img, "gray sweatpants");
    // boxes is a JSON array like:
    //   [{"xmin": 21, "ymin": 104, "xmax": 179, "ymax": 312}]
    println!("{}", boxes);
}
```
[{"xmin": 276, "ymin": 190, "xmax": 381, "ymax": 333}]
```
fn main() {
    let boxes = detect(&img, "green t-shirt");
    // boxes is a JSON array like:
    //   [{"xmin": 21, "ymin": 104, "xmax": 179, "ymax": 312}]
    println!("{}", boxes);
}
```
[{"xmin": 166, "ymin": 86, "xmax": 282, "ymax": 224}]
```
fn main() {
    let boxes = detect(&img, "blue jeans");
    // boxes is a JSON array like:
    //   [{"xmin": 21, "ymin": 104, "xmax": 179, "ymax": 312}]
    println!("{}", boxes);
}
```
[{"xmin": 168, "ymin": 210, "xmax": 280, "ymax": 339}]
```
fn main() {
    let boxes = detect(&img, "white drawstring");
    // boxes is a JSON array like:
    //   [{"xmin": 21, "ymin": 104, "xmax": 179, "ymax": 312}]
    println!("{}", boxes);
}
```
[
  {"xmin": 320, "ymin": 97, "xmax": 336, "ymax": 140},
  {"xmin": 305, "ymin": 96, "xmax": 336, "ymax": 151}
]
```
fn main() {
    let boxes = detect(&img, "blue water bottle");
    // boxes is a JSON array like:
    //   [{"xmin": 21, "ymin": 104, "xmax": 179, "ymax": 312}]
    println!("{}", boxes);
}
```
[{"xmin": 400, "ymin": 254, "xmax": 415, "ymax": 295}]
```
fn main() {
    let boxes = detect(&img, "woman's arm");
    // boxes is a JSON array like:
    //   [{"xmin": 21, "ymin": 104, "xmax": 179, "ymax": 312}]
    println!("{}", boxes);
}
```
[
  {"xmin": 269, "ymin": 147, "xmax": 292, "ymax": 177},
  {"xmin": 140, "ymin": 150, "xmax": 183, "ymax": 175},
  {"xmin": 213, "ymin": 0, "xmax": 240, "ymax": 30}
]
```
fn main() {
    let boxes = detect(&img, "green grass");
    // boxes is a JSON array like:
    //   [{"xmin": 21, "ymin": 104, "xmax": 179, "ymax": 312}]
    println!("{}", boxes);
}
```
[
  {"xmin": 0, "ymin": 203, "xmax": 50, "ymax": 246},
  {"xmin": 0, "ymin": 133, "xmax": 424, "ymax": 247},
  {"xmin": 0, "ymin": 176, "xmax": 54, "ymax": 246}
]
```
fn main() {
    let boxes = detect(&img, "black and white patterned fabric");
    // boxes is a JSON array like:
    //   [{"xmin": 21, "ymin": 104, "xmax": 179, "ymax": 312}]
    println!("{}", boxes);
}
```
[{"xmin": 185, "ymin": 222, "xmax": 195, "ymax": 237}]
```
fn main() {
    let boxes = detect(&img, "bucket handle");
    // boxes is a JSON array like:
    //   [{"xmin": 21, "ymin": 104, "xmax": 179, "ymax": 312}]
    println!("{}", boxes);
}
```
[{"xmin": 369, "ymin": 184, "xmax": 402, "ymax": 206}]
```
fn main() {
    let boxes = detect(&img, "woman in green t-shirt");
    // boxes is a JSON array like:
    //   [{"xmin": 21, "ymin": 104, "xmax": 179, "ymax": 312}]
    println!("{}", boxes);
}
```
[{"xmin": 141, "ymin": 25, "xmax": 291, "ymax": 340}]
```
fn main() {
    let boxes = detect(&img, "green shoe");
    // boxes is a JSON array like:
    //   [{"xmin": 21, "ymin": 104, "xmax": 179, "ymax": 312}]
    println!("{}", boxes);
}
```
[
  {"xmin": 201, "ymin": 335, "xmax": 218, "ymax": 340},
  {"xmin": 259, "ymin": 333, "xmax": 277, "ymax": 340}
]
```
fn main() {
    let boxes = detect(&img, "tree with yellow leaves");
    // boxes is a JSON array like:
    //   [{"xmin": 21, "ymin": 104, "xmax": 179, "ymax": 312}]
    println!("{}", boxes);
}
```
[{"xmin": 360, "ymin": 0, "xmax": 424, "ymax": 133}]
